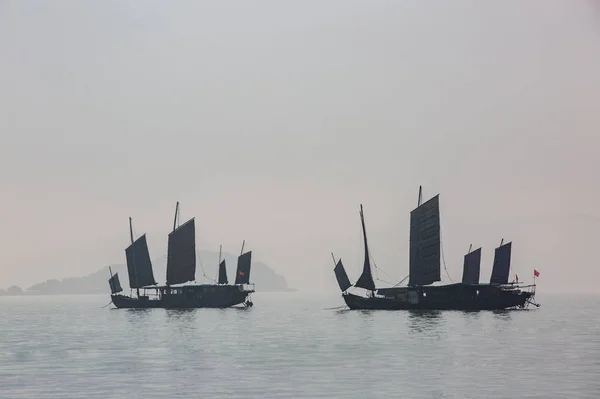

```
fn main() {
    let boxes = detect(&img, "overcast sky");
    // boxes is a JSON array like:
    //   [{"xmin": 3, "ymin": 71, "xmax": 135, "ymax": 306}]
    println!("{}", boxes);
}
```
[{"xmin": 1, "ymin": 1, "xmax": 599, "ymax": 293}]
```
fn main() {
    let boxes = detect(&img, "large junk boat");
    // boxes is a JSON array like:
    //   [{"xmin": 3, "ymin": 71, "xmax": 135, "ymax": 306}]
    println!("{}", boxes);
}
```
[
  {"xmin": 108, "ymin": 202, "xmax": 254, "ymax": 309},
  {"xmin": 332, "ymin": 187, "xmax": 538, "ymax": 310}
]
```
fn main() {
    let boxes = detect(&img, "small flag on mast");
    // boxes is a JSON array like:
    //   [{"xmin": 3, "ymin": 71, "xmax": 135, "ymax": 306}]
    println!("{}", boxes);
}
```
[
  {"xmin": 533, "ymin": 269, "xmax": 540, "ymax": 278},
  {"xmin": 515, "ymin": 274, "xmax": 519, "ymax": 283}
]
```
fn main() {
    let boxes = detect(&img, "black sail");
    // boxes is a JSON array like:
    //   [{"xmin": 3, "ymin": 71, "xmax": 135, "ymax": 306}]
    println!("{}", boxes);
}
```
[
  {"xmin": 125, "ymin": 234, "xmax": 157, "ymax": 289},
  {"xmin": 461, "ymin": 247, "xmax": 482, "ymax": 284},
  {"xmin": 490, "ymin": 242, "xmax": 512, "ymax": 285},
  {"xmin": 234, "ymin": 251, "xmax": 252, "ymax": 285},
  {"xmin": 218, "ymin": 260, "xmax": 228, "ymax": 285},
  {"xmin": 108, "ymin": 273, "xmax": 123, "ymax": 294},
  {"xmin": 409, "ymin": 195, "xmax": 441, "ymax": 286},
  {"xmin": 166, "ymin": 218, "xmax": 196, "ymax": 285},
  {"xmin": 354, "ymin": 205, "xmax": 376, "ymax": 291},
  {"xmin": 334, "ymin": 259, "xmax": 352, "ymax": 293}
]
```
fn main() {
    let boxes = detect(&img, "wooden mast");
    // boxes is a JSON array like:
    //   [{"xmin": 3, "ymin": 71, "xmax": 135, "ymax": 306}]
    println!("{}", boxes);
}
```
[
  {"xmin": 217, "ymin": 245, "xmax": 222, "ymax": 283},
  {"xmin": 173, "ymin": 201, "xmax": 179, "ymax": 232},
  {"xmin": 129, "ymin": 217, "xmax": 140, "ymax": 297},
  {"xmin": 109, "ymin": 266, "xmax": 114, "ymax": 294},
  {"xmin": 166, "ymin": 202, "xmax": 180, "ymax": 290},
  {"xmin": 359, "ymin": 204, "xmax": 375, "ymax": 297}
]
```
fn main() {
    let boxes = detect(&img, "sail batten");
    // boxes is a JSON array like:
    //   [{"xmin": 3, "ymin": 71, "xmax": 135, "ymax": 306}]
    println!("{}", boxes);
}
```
[
  {"xmin": 355, "ymin": 205, "xmax": 376, "ymax": 291},
  {"xmin": 490, "ymin": 242, "xmax": 512, "ymax": 285},
  {"xmin": 234, "ymin": 251, "xmax": 252, "ymax": 285},
  {"xmin": 125, "ymin": 234, "xmax": 157, "ymax": 289},
  {"xmin": 218, "ymin": 260, "xmax": 228, "ymax": 284},
  {"xmin": 461, "ymin": 247, "xmax": 482, "ymax": 284},
  {"xmin": 409, "ymin": 194, "xmax": 441, "ymax": 286},
  {"xmin": 166, "ymin": 218, "xmax": 196, "ymax": 286},
  {"xmin": 334, "ymin": 259, "xmax": 352, "ymax": 292},
  {"xmin": 108, "ymin": 273, "xmax": 123, "ymax": 294}
]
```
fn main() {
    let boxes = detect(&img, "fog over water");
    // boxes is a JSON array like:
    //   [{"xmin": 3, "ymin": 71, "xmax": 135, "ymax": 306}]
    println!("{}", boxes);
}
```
[{"xmin": 1, "ymin": 1, "xmax": 599, "ymax": 293}]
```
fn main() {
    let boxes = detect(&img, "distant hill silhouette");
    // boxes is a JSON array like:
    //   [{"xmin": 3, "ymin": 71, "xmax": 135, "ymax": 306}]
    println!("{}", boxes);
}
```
[
  {"xmin": 20, "ymin": 250, "xmax": 292, "ymax": 295},
  {"xmin": 0, "ymin": 286, "xmax": 24, "ymax": 296}
]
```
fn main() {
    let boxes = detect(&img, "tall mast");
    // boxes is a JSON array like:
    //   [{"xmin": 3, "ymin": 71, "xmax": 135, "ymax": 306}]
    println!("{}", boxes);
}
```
[
  {"xmin": 168, "ymin": 201, "xmax": 179, "ymax": 287},
  {"xmin": 240, "ymin": 240, "xmax": 245, "ymax": 256},
  {"xmin": 129, "ymin": 217, "xmax": 140, "ymax": 297},
  {"xmin": 108, "ymin": 266, "xmax": 115, "ymax": 295},
  {"xmin": 173, "ymin": 201, "xmax": 179, "ymax": 232},
  {"xmin": 360, "ymin": 204, "xmax": 374, "ymax": 297},
  {"xmin": 109, "ymin": 265, "xmax": 114, "ymax": 295},
  {"xmin": 360, "ymin": 205, "xmax": 370, "ymax": 266},
  {"xmin": 408, "ymin": 188, "xmax": 441, "ymax": 287},
  {"xmin": 354, "ymin": 204, "xmax": 376, "ymax": 294},
  {"xmin": 129, "ymin": 217, "xmax": 134, "ymax": 245},
  {"xmin": 217, "ymin": 245, "xmax": 222, "ymax": 281},
  {"xmin": 166, "ymin": 204, "xmax": 197, "ymax": 287}
]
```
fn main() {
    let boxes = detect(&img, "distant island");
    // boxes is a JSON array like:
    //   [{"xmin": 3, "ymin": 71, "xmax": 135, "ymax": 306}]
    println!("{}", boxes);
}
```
[{"xmin": 1, "ymin": 250, "xmax": 293, "ymax": 296}]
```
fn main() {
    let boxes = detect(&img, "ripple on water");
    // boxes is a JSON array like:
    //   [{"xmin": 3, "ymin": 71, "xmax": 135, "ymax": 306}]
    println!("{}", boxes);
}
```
[{"xmin": 0, "ymin": 293, "xmax": 599, "ymax": 398}]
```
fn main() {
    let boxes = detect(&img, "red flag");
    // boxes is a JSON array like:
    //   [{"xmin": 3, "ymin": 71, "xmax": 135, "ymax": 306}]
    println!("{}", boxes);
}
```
[
  {"xmin": 534, "ymin": 269, "xmax": 540, "ymax": 277},
  {"xmin": 515, "ymin": 274, "xmax": 519, "ymax": 282},
  {"xmin": 239, "ymin": 271, "xmax": 245, "ymax": 276}
]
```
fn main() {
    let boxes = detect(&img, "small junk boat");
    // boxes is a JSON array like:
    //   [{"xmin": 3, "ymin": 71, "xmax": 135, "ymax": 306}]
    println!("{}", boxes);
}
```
[
  {"xmin": 108, "ymin": 202, "xmax": 254, "ymax": 309},
  {"xmin": 332, "ymin": 187, "xmax": 538, "ymax": 310}
]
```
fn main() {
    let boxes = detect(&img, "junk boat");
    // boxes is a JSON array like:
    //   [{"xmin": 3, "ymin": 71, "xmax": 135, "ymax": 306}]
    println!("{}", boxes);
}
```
[
  {"xmin": 332, "ymin": 187, "xmax": 538, "ymax": 310},
  {"xmin": 108, "ymin": 202, "xmax": 254, "ymax": 309}
]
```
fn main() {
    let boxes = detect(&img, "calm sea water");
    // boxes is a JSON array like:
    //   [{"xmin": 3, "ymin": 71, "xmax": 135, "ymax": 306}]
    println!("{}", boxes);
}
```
[{"xmin": 0, "ymin": 292, "xmax": 598, "ymax": 398}]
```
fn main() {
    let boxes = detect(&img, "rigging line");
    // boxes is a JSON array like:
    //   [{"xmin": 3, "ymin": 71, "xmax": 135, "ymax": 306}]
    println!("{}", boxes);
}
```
[
  {"xmin": 101, "ymin": 301, "xmax": 113, "ymax": 308},
  {"xmin": 372, "ymin": 262, "xmax": 396, "ymax": 281},
  {"xmin": 371, "ymin": 253, "xmax": 379, "ymax": 281},
  {"xmin": 440, "ymin": 224, "xmax": 454, "ymax": 283},
  {"xmin": 368, "ymin": 251, "xmax": 396, "ymax": 281},
  {"xmin": 376, "ymin": 278, "xmax": 396, "ymax": 286},
  {"xmin": 360, "ymin": 219, "xmax": 391, "ymax": 282},
  {"xmin": 198, "ymin": 260, "xmax": 217, "ymax": 284},
  {"xmin": 393, "ymin": 275, "xmax": 409, "ymax": 287}
]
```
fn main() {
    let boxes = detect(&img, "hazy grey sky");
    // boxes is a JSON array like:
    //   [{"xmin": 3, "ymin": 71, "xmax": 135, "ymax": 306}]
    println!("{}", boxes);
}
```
[{"xmin": 1, "ymin": 1, "xmax": 599, "ymax": 293}]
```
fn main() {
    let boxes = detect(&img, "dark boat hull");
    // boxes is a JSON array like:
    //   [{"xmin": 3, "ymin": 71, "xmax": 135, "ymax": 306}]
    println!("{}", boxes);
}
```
[
  {"xmin": 343, "ymin": 283, "xmax": 533, "ymax": 310},
  {"xmin": 112, "ymin": 294, "xmax": 161, "ymax": 309},
  {"xmin": 111, "ymin": 284, "xmax": 253, "ymax": 309}
]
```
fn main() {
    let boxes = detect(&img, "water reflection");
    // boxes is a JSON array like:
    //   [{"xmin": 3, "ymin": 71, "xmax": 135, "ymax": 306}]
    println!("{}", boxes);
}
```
[
  {"xmin": 231, "ymin": 306, "xmax": 253, "ymax": 313},
  {"xmin": 165, "ymin": 308, "xmax": 198, "ymax": 322},
  {"xmin": 122, "ymin": 308, "xmax": 154, "ymax": 327},
  {"xmin": 460, "ymin": 309, "xmax": 483, "ymax": 333},
  {"xmin": 407, "ymin": 310, "xmax": 444, "ymax": 336},
  {"xmin": 334, "ymin": 308, "xmax": 351, "ymax": 314},
  {"xmin": 358, "ymin": 309, "xmax": 375, "ymax": 319},
  {"xmin": 491, "ymin": 309, "xmax": 513, "ymax": 320},
  {"xmin": 168, "ymin": 310, "xmax": 204, "ymax": 337},
  {"xmin": 459, "ymin": 309, "xmax": 482, "ymax": 315}
]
